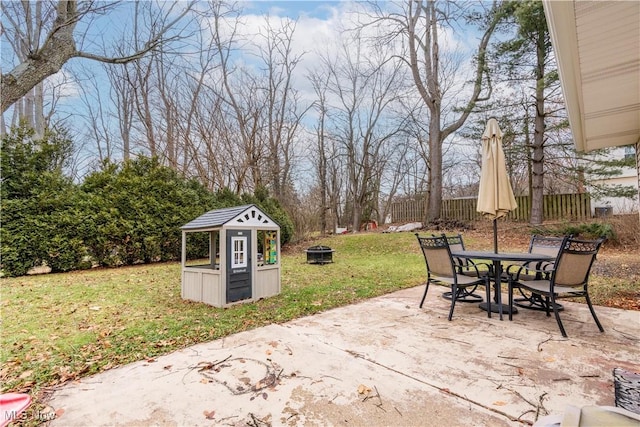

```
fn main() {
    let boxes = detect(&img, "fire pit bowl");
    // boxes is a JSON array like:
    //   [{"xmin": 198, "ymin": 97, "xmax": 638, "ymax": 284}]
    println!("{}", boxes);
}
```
[{"xmin": 306, "ymin": 245, "xmax": 335, "ymax": 264}]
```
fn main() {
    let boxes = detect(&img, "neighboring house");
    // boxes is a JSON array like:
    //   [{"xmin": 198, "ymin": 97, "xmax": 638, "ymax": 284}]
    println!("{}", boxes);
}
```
[{"xmin": 587, "ymin": 145, "xmax": 640, "ymax": 216}]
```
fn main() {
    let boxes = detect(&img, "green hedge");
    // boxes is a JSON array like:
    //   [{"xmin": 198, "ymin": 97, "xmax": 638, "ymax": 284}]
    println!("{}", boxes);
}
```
[{"xmin": 1, "ymin": 126, "xmax": 294, "ymax": 277}]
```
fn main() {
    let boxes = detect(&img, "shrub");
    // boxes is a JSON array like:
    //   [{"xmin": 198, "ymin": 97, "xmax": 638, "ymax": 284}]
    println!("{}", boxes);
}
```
[
  {"xmin": 531, "ymin": 221, "xmax": 617, "ymax": 243},
  {"xmin": 0, "ymin": 125, "xmax": 81, "ymax": 276},
  {"xmin": 608, "ymin": 214, "xmax": 640, "ymax": 249},
  {"xmin": 81, "ymin": 157, "xmax": 217, "ymax": 266},
  {"xmin": 561, "ymin": 222, "xmax": 616, "ymax": 241},
  {"xmin": 1, "ymin": 125, "xmax": 296, "ymax": 276}
]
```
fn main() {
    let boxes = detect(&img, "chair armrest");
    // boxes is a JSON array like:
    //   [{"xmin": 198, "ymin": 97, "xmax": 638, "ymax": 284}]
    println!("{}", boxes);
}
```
[
  {"xmin": 454, "ymin": 258, "xmax": 492, "ymax": 277},
  {"xmin": 470, "ymin": 260, "xmax": 493, "ymax": 276},
  {"xmin": 507, "ymin": 261, "xmax": 555, "ymax": 281}
]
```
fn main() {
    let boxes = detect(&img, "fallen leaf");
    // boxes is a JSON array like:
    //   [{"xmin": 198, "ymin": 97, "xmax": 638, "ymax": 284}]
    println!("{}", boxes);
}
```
[
  {"xmin": 357, "ymin": 384, "xmax": 371, "ymax": 395},
  {"xmin": 262, "ymin": 392, "xmax": 268, "ymax": 400},
  {"xmin": 265, "ymin": 349, "xmax": 272, "ymax": 355},
  {"xmin": 19, "ymin": 370, "xmax": 33, "ymax": 379},
  {"xmin": 55, "ymin": 408, "xmax": 65, "ymax": 417},
  {"xmin": 163, "ymin": 365, "xmax": 172, "ymax": 370},
  {"xmin": 203, "ymin": 410, "xmax": 216, "ymax": 420},
  {"xmin": 146, "ymin": 357, "xmax": 156, "ymax": 363},
  {"xmin": 493, "ymin": 401, "xmax": 507, "ymax": 406}
]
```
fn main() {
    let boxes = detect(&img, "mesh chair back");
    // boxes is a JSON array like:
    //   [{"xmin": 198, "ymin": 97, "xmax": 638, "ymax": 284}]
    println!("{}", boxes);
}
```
[
  {"xmin": 416, "ymin": 235, "xmax": 456, "ymax": 279},
  {"xmin": 438, "ymin": 234, "xmax": 471, "ymax": 269},
  {"xmin": 552, "ymin": 237, "xmax": 605, "ymax": 287},
  {"xmin": 529, "ymin": 235, "xmax": 565, "ymax": 257},
  {"xmin": 443, "ymin": 234, "xmax": 465, "ymax": 252}
]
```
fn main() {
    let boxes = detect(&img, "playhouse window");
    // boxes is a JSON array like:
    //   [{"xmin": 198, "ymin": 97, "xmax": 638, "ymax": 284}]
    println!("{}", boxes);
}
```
[
  {"xmin": 257, "ymin": 230, "xmax": 278, "ymax": 266},
  {"xmin": 231, "ymin": 236, "xmax": 247, "ymax": 268},
  {"xmin": 185, "ymin": 230, "xmax": 220, "ymax": 270}
]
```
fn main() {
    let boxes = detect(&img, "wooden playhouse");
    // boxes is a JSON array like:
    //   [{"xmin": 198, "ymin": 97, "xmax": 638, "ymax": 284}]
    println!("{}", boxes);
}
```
[{"xmin": 180, "ymin": 204, "xmax": 281, "ymax": 307}]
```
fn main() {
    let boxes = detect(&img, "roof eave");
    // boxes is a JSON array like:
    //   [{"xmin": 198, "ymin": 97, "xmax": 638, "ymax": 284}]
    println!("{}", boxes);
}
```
[{"xmin": 543, "ymin": 0, "xmax": 587, "ymax": 153}]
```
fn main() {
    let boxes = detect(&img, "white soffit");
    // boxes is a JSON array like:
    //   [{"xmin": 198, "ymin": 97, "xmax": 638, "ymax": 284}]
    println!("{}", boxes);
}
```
[{"xmin": 544, "ymin": 1, "xmax": 640, "ymax": 152}]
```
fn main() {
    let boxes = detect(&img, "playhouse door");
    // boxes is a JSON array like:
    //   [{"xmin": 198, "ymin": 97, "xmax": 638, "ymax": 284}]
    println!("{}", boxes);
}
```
[{"xmin": 226, "ymin": 230, "xmax": 252, "ymax": 303}]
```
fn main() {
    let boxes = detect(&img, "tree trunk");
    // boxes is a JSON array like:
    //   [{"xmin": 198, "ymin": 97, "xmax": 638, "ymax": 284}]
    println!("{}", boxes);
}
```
[
  {"xmin": 530, "ymin": 30, "xmax": 547, "ymax": 226},
  {"xmin": 318, "ymin": 113, "xmax": 328, "ymax": 235},
  {"xmin": 427, "ymin": 117, "xmax": 443, "ymax": 222}
]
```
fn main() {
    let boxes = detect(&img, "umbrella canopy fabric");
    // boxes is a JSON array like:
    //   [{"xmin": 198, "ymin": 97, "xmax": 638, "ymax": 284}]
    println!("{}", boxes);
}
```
[{"xmin": 477, "ymin": 118, "xmax": 517, "ymax": 220}]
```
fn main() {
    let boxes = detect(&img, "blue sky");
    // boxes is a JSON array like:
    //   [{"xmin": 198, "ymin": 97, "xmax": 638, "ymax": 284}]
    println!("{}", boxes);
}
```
[
  {"xmin": 244, "ymin": 1, "xmax": 340, "ymax": 19},
  {"xmin": 1, "ymin": 0, "xmax": 488, "ymax": 178}
]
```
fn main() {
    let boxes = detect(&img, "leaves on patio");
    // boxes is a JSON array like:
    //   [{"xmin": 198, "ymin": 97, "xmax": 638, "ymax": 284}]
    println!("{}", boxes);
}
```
[{"xmin": 357, "ymin": 384, "xmax": 372, "ymax": 395}]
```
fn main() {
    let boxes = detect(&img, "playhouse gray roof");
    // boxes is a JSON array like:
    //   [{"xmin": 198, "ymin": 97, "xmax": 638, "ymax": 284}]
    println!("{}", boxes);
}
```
[{"xmin": 181, "ymin": 204, "xmax": 276, "ymax": 230}]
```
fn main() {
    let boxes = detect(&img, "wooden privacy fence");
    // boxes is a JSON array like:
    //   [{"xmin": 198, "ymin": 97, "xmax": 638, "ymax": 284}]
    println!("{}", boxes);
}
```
[{"xmin": 391, "ymin": 193, "xmax": 592, "ymax": 223}]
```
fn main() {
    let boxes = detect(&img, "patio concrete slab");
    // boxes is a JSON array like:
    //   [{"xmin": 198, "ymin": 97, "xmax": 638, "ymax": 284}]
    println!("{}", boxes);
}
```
[{"xmin": 47, "ymin": 286, "xmax": 639, "ymax": 426}]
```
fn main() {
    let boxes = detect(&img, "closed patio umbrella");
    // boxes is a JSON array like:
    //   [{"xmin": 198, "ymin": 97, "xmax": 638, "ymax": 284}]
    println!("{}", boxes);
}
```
[{"xmin": 477, "ymin": 118, "xmax": 517, "ymax": 253}]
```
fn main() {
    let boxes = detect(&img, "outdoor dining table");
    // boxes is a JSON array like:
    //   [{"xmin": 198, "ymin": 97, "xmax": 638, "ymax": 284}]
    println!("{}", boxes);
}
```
[{"xmin": 450, "ymin": 250, "xmax": 555, "ymax": 315}]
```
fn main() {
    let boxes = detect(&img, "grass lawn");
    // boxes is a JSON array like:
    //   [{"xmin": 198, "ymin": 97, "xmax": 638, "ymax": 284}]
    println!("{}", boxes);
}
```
[{"xmin": 1, "ymin": 231, "xmax": 637, "ymax": 399}]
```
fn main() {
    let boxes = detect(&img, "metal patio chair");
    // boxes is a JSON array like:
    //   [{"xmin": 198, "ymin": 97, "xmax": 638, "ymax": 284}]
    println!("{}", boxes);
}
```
[
  {"xmin": 507, "ymin": 234, "xmax": 566, "ymax": 281},
  {"xmin": 436, "ymin": 234, "xmax": 491, "ymax": 303},
  {"xmin": 438, "ymin": 234, "xmax": 491, "ymax": 277},
  {"xmin": 507, "ymin": 236, "xmax": 606, "ymax": 337},
  {"xmin": 416, "ymin": 234, "xmax": 493, "ymax": 321},
  {"xmin": 507, "ymin": 235, "xmax": 566, "ymax": 311}
]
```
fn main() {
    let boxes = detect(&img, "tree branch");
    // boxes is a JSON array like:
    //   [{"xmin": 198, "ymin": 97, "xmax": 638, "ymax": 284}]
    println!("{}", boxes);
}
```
[{"xmin": 1, "ymin": 0, "xmax": 194, "ymax": 114}]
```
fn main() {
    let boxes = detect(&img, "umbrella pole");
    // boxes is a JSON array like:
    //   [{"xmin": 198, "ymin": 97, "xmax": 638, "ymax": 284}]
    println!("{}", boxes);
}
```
[{"xmin": 493, "ymin": 218, "xmax": 498, "ymax": 253}]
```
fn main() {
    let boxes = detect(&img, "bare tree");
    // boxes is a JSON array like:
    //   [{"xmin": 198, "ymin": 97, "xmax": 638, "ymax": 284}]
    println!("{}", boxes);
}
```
[
  {"xmin": 76, "ymin": 70, "xmax": 115, "ymax": 163},
  {"xmin": 106, "ymin": 62, "xmax": 135, "ymax": 161},
  {"xmin": 366, "ymin": 1, "xmax": 504, "ymax": 222},
  {"xmin": 1, "ymin": 0, "xmax": 194, "ymax": 114},
  {"xmin": 320, "ymin": 35, "xmax": 406, "ymax": 231},
  {"xmin": 309, "ymin": 70, "xmax": 331, "ymax": 234},
  {"xmin": 256, "ymin": 17, "xmax": 308, "ymax": 203},
  {"xmin": 375, "ymin": 131, "xmax": 413, "ymax": 224}
]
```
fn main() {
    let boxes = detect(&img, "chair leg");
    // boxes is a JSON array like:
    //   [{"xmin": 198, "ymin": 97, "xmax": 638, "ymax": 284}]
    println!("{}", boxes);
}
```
[
  {"xmin": 495, "ymin": 280, "xmax": 503, "ymax": 321},
  {"xmin": 448, "ymin": 285, "xmax": 457, "ymax": 321},
  {"xmin": 484, "ymin": 278, "xmax": 491, "ymax": 319},
  {"xmin": 419, "ymin": 281, "xmax": 430, "ymax": 308},
  {"xmin": 585, "ymin": 292, "xmax": 605, "ymax": 333},
  {"xmin": 550, "ymin": 294, "xmax": 567, "ymax": 338},
  {"xmin": 508, "ymin": 279, "xmax": 514, "ymax": 321},
  {"xmin": 545, "ymin": 296, "xmax": 551, "ymax": 317}
]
